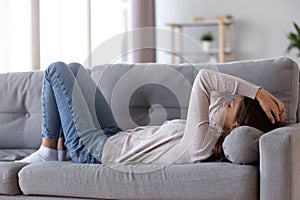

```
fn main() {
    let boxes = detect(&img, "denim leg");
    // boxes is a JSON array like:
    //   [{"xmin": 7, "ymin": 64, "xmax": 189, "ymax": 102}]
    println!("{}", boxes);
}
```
[
  {"xmin": 41, "ymin": 68, "xmax": 62, "ymax": 140},
  {"xmin": 66, "ymin": 63, "xmax": 122, "ymax": 137},
  {"xmin": 43, "ymin": 62, "xmax": 121, "ymax": 163}
]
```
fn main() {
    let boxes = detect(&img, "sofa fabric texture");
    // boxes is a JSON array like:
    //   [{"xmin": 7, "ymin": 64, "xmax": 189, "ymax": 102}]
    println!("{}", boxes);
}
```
[
  {"xmin": 0, "ymin": 162, "xmax": 28, "ymax": 195},
  {"xmin": 217, "ymin": 58, "xmax": 299, "ymax": 124},
  {"xmin": 223, "ymin": 126, "xmax": 264, "ymax": 165},
  {"xmin": 260, "ymin": 123, "xmax": 300, "ymax": 200},
  {"xmin": 0, "ymin": 72, "xmax": 43, "ymax": 149},
  {"xmin": 19, "ymin": 162, "xmax": 258, "ymax": 200},
  {"xmin": 0, "ymin": 57, "xmax": 299, "ymax": 199}
]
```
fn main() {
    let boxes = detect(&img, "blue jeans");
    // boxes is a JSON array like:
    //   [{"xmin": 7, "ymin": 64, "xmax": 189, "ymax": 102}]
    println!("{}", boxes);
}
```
[{"xmin": 42, "ymin": 62, "xmax": 122, "ymax": 163}]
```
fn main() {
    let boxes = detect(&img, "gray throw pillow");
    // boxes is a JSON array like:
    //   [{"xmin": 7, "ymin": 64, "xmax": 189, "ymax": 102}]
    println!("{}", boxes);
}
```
[{"xmin": 222, "ymin": 126, "xmax": 264, "ymax": 165}]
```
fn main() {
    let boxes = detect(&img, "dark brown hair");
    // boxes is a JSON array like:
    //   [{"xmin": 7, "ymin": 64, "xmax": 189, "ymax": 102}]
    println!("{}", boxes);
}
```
[{"xmin": 204, "ymin": 97, "xmax": 286, "ymax": 162}]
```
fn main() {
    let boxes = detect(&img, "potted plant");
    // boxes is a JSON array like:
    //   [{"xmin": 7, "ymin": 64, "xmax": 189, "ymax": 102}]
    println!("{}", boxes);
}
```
[
  {"xmin": 200, "ymin": 32, "xmax": 214, "ymax": 52},
  {"xmin": 287, "ymin": 22, "xmax": 300, "ymax": 56}
]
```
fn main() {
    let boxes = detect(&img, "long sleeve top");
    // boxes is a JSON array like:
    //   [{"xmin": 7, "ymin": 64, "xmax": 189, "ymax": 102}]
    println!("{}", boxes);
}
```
[{"xmin": 101, "ymin": 69, "xmax": 260, "ymax": 164}]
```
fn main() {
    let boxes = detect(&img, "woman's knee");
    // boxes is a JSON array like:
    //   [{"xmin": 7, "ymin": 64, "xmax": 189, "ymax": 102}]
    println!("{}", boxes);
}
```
[
  {"xmin": 45, "ymin": 62, "xmax": 68, "ymax": 78},
  {"xmin": 45, "ymin": 62, "xmax": 84, "ymax": 78},
  {"xmin": 68, "ymin": 63, "xmax": 83, "ymax": 76}
]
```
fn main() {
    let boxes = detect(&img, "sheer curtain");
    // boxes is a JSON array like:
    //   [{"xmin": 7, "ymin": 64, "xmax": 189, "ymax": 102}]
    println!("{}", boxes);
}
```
[
  {"xmin": 39, "ymin": 0, "xmax": 89, "ymax": 70},
  {"xmin": 0, "ymin": 0, "xmax": 32, "ymax": 72},
  {"xmin": 0, "ymin": 0, "xmax": 128, "ymax": 72}
]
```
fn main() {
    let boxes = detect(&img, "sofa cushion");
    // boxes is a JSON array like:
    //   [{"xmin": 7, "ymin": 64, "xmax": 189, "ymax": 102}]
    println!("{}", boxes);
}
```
[
  {"xmin": 0, "ymin": 195, "xmax": 83, "ymax": 199},
  {"xmin": 0, "ymin": 162, "xmax": 29, "ymax": 195},
  {"xmin": 91, "ymin": 63, "xmax": 198, "ymax": 130},
  {"xmin": 91, "ymin": 57, "xmax": 298, "ymax": 130},
  {"xmin": 223, "ymin": 126, "xmax": 264, "ymax": 165},
  {"xmin": 217, "ymin": 57, "xmax": 299, "ymax": 124},
  {"xmin": 0, "ymin": 71, "xmax": 43, "ymax": 149},
  {"xmin": 0, "ymin": 149, "xmax": 36, "ymax": 162},
  {"xmin": 19, "ymin": 162, "xmax": 258, "ymax": 200}
]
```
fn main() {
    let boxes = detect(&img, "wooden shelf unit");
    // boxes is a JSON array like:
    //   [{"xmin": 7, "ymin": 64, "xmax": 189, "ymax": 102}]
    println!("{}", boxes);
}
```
[{"xmin": 166, "ymin": 19, "xmax": 233, "ymax": 63}]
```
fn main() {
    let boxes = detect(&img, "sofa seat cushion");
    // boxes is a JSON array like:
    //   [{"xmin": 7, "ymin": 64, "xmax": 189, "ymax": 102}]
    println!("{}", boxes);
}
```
[
  {"xmin": 0, "ymin": 149, "xmax": 36, "ymax": 162},
  {"xmin": 0, "ymin": 162, "xmax": 29, "ymax": 195},
  {"xmin": 0, "ymin": 195, "xmax": 86, "ymax": 199},
  {"xmin": 19, "ymin": 162, "xmax": 258, "ymax": 200}
]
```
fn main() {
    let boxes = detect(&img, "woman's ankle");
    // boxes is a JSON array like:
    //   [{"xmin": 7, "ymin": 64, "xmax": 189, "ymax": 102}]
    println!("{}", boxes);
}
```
[
  {"xmin": 42, "ymin": 138, "xmax": 58, "ymax": 150},
  {"xmin": 57, "ymin": 137, "xmax": 66, "ymax": 151}
]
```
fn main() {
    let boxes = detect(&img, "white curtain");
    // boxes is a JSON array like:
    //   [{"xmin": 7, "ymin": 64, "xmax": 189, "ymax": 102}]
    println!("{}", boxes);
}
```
[
  {"xmin": 0, "ymin": 0, "xmax": 32, "ymax": 72},
  {"xmin": 39, "ymin": 0, "xmax": 89, "ymax": 70},
  {"xmin": 0, "ymin": 0, "xmax": 128, "ymax": 72}
]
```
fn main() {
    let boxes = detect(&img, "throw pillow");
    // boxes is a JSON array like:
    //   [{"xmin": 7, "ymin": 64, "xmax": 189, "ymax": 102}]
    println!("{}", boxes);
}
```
[{"xmin": 222, "ymin": 126, "xmax": 264, "ymax": 165}]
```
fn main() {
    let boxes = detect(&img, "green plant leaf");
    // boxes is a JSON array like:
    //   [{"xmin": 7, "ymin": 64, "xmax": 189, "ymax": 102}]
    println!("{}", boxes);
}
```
[
  {"xmin": 201, "ymin": 32, "xmax": 214, "ymax": 41},
  {"xmin": 288, "ymin": 33, "xmax": 297, "ymax": 41},
  {"xmin": 293, "ymin": 22, "xmax": 300, "ymax": 36},
  {"xmin": 287, "ymin": 22, "xmax": 300, "ymax": 56}
]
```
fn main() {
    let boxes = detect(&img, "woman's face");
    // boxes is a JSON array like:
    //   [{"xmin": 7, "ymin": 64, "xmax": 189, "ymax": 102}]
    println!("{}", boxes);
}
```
[{"xmin": 213, "ymin": 95, "xmax": 244, "ymax": 130}]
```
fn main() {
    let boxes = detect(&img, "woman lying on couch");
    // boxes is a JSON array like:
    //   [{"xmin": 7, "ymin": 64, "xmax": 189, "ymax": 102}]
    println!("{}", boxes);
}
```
[{"xmin": 17, "ymin": 62, "xmax": 286, "ymax": 164}]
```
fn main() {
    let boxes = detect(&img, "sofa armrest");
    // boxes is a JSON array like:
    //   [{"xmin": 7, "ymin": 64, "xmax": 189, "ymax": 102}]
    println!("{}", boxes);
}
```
[{"xmin": 259, "ymin": 124, "xmax": 300, "ymax": 200}]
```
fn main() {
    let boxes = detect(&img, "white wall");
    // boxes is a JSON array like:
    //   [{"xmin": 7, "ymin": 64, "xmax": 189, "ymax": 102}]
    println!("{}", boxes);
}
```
[{"xmin": 156, "ymin": 0, "xmax": 300, "ymax": 64}]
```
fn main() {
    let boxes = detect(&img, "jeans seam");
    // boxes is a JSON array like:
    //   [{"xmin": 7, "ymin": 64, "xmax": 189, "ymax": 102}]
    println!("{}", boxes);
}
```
[{"xmin": 51, "ymin": 67, "xmax": 94, "ymax": 160}]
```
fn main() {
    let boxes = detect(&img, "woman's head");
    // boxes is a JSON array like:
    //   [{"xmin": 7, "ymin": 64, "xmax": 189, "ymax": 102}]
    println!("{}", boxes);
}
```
[
  {"xmin": 234, "ymin": 96, "xmax": 283, "ymax": 132},
  {"xmin": 207, "ymin": 96, "xmax": 285, "ymax": 162},
  {"xmin": 213, "ymin": 95, "xmax": 282, "ymax": 132},
  {"xmin": 213, "ymin": 95, "xmax": 245, "ymax": 131}
]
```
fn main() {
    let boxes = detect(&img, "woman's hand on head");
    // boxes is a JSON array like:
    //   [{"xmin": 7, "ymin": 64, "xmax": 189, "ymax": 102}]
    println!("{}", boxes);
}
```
[{"xmin": 255, "ymin": 88, "xmax": 286, "ymax": 124}]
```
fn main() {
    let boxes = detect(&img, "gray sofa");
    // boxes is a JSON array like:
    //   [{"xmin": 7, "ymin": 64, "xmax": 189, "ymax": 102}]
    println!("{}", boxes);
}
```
[{"xmin": 0, "ymin": 57, "xmax": 300, "ymax": 200}]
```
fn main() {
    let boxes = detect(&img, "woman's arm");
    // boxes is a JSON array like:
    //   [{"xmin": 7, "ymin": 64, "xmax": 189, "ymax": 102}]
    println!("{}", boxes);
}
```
[
  {"xmin": 198, "ymin": 69, "xmax": 286, "ymax": 123},
  {"xmin": 198, "ymin": 69, "xmax": 260, "ymax": 100},
  {"xmin": 181, "ymin": 69, "xmax": 261, "ymax": 161}
]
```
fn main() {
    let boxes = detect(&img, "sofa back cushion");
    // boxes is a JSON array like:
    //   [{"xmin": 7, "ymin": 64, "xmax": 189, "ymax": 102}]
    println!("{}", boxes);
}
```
[
  {"xmin": 91, "ymin": 57, "xmax": 299, "ymax": 131},
  {"xmin": 217, "ymin": 57, "xmax": 299, "ymax": 124},
  {"xmin": 91, "ymin": 63, "xmax": 198, "ymax": 130},
  {"xmin": 0, "ymin": 71, "xmax": 43, "ymax": 149}
]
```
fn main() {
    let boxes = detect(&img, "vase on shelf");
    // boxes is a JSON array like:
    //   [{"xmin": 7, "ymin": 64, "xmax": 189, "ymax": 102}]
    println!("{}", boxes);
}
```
[
  {"xmin": 201, "ymin": 41, "xmax": 212, "ymax": 52},
  {"xmin": 200, "ymin": 32, "xmax": 214, "ymax": 52}
]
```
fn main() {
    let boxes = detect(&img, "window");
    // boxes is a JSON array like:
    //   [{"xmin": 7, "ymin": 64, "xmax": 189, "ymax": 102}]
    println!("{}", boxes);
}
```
[
  {"xmin": 0, "ymin": 0, "xmax": 129, "ymax": 72},
  {"xmin": 0, "ymin": 0, "xmax": 32, "ymax": 72}
]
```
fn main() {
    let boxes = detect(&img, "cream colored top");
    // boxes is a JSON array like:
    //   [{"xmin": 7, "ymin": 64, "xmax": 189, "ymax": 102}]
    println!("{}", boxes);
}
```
[{"xmin": 101, "ymin": 69, "xmax": 260, "ymax": 164}]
